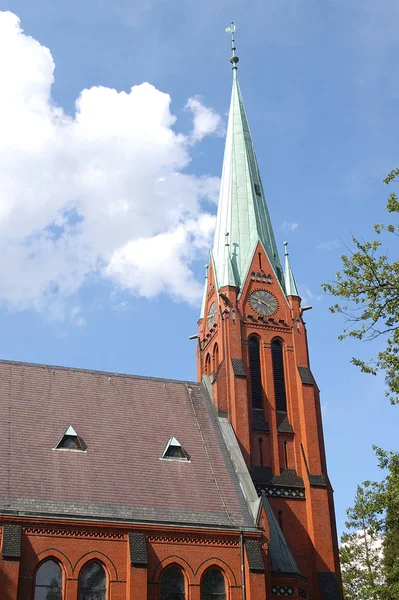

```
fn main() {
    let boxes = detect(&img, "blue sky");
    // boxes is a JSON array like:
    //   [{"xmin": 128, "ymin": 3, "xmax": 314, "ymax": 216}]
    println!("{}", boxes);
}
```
[{"xmin": 0, "ymin": 0, "xmax": 397, "ymax": 536}]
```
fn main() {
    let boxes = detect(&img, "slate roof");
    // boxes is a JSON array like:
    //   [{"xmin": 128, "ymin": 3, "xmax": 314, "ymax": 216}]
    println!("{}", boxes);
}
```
[
  {"xmin": 0, "ymin": 360, "xmax": 255, "ymax": 530},
  {"xmin": 276, "ymin": 411, "xmax": 294, "ymax": 434},
  {"xmin": 262, "ymin": 495, "xmax": 300, "ymax": 575},
  {"xmin": 2, "ymin": 524, "xmax": 22, "ymax": 558},
  {"xmin": 298, "ymin": 366, "xmax": 314, "ymax": 385},
  {"xmin": 251, "ymin": 467, "xmax": 305, "ymax": 489}
]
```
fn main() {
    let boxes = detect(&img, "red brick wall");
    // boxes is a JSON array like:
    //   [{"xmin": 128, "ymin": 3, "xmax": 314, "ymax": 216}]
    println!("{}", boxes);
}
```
[
  {"xmin": 198, "ymin": 243, "xmax": 343, "ymax": 599},
  {"xmin": 0, "ymin": 521, "xmax": 264, "ymax": 600}
]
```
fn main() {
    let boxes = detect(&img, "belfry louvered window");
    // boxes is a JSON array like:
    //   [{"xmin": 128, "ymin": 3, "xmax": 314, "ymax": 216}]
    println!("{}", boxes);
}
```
[
  {"xmin": 249, "ymin": 336, "xmax": 263, "ymax": 410},
  {"xmin": 271, "ymin": 339, "xmax": 287, "ymax": 411}
]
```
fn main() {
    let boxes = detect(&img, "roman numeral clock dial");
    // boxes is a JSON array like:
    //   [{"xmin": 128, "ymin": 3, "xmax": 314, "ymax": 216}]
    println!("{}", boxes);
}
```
[
  {"xmin": 249, "ymin": 290, "xmax": 278, "ymax": 316},
  {"xmin": 207, "ymin": 301, "xmax": 217, "ymax": 329}
]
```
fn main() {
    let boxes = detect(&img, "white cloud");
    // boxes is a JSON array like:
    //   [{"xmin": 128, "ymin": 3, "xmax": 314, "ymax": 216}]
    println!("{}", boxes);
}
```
[
  {"xmin": 106, "ymin": 214, "xmax": 215, "ymax": 302},
  {"xmin": 297, "ymin": 283, "xmax": 322, "ymax": 305},
  {"xmin": 185, "ymin": 96, "xmax": 224, "ymax": 143},
  {"xmin": 71, "ymin": 306, "xmax": 86, "ymax": 327},
  {"xmin": 317, "ymin": 239, "xmax": 341, "ymax": 251},
  {"xmin": 281, "ymin": 221, "xmax": 299, "ymax": 232},
  {"xmin": 0, "ymin": 12, "xmax": 220, "ymax": 316}
]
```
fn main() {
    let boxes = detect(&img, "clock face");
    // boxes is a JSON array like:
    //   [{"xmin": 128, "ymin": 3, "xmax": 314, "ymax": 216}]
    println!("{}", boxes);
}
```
[
  {"xmin": 249, "ymin": 290, "xmax": 278, "ymax": 316},
  {"xmin": 207, "ymin": 301, "xmax": 217, "ymax": 329}
]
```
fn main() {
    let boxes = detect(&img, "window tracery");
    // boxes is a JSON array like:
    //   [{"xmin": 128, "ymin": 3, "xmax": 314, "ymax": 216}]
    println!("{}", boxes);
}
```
[
  {"xmin": 79, "ymin": 561, "xmax": 106, "ymax": 600},
  {"xmin": 201, "ymin": 568, "xmax": 226, "ymax": 600},
  {"xmin": 160, "ymin": 565, "xmax": 186, "ymax": 600},
  {"xmin": 34, "ymin": 559, "xmax": 62, "ymax": 600}
]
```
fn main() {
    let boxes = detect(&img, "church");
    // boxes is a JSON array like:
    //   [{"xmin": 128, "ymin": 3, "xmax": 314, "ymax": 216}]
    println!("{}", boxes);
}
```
[{"xmin": 0, "ymin": 27, "xmax": 343, "ymax": 600}]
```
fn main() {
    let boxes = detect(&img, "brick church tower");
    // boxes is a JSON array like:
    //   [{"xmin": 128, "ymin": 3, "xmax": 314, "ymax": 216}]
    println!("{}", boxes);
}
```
[
  {"xmin": 197, "ymin": 26, "xmax": 343, "ymax": 598},
  {"xmin": 0, "ymin": 24, "xmax": 343, "ymax": 600}
]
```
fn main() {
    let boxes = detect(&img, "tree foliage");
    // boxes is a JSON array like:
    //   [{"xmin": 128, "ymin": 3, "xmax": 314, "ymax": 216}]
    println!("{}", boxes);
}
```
[
  {"xmin": 340, "ymin": 481, "xmax": 384, "ymax": 599},
  {"xmin": 340, "ymin": 448, "xmax": 399, "ymax": 600},
  {"xmin": 322, "ymin": 170, "xmax": 399, "ymax": 403},
  {"xmin": 377, "ymin": 448, "xmax": 399, "ymax": 598}
]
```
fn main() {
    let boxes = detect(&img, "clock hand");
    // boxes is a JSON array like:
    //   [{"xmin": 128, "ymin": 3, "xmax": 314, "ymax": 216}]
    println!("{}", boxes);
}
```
[{"xmin": 258, "ymin": 299, "xmax": 272, "ymax": 308}]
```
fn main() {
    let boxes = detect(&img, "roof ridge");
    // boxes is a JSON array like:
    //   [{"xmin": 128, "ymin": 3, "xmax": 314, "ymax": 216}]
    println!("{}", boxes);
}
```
[{"xmin": 0, "ymin": 358, "xmax": 198, "ymax": 386}]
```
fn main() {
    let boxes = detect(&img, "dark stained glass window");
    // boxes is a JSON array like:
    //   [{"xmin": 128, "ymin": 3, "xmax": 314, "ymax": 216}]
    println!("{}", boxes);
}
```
[
  {"xmin": 271, "ymin": 339, "xmax": 287, "ymax": 412},
  {"xmin": 160, "ymin": 565, "xmax": 185, "ymax": 600},
  {"xmin": 249, "ymin": 336, "xmax": 263, "ymax": 410},
  {"xmin": 201, "ymin": 569, "xmax": 226, "ymax": 600},
  {"xmin": 59, "ymin": 436, "xmax": 77, "ymax": 449},
  {"xmin": 79, "ymin": 562, "xmax": 106, "ymax": 600},
  {"xmin": 164, "ymin": 445, "xmax": 185, "ymax": 459},
  {"xmin": 34, "ymin": 559, "xmax": 62, "ymax": 600}
]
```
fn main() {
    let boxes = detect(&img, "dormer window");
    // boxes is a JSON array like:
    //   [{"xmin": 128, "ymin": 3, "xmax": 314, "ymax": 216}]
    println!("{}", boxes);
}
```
[
  {"xmin": 161, "ymin": 437, "xmax": 189, "ymax": 461},
  {"xmin": 55, "ymin": 426, "xmax": 84, "ymax": 451},
  {"xmin": 254, "ymin": 183, "xmax": 261, "ymax": 196}
]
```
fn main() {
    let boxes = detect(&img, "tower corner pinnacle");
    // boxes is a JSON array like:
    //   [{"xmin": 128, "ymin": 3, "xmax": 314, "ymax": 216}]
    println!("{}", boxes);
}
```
[{"xmin": 284, "ymin": 241, "xmax": 300, "ymax": 298}]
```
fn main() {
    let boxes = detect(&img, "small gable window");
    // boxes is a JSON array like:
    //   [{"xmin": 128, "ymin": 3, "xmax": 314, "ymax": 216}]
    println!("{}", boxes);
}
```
[
  {"xmin": 55, "ymin": 426, "xmax": 84, "ymax": 451},
  {"xmin": 161, "ymin": 437, "xmax": 189, "ymax": 461},
  {"xmin": 34, "ymin": 559, "xmax": 63, "ymax": 600},
  {"xmin": 254, "ymin": 183, "xmax": 261, "ymax": 197}
]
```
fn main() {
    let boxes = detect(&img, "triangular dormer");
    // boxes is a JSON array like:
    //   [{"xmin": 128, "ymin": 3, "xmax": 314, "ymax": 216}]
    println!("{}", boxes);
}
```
[{"xmin": 55, "ymin": 425, "xmax": 84, "ymax": 451}]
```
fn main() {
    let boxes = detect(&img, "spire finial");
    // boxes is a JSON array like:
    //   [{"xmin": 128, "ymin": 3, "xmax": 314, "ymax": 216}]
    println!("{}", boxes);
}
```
[
  {"xmin": 225, "ymin": 22, "xmax": 239, "ymax": 70},
  {"xmin": 284, "ymin": 240, "xmax": 289, "ymax": 256}
]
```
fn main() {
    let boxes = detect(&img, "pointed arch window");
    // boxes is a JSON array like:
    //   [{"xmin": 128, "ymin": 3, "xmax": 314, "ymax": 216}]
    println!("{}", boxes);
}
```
[
  {"xmin": 201, "ymin": 568, "xmax": 226, "ymax": 600},
  {"xmin": 212, "ymin": 343, "xmax": 219, "ymax": 373},
  {"xmin": 248, "ymin": 336, "xmax": 263, "ymax": 410},
  {"xmin": 79, "ymin": 561, "xmax": 106, "ymax": 600},
  {"xmin": 34, "ymin": 559, "xmax": 63, "ymax": 600},
  {"xmin": 271, "ymin": 339, "xmax": 287, "ymax": 412},
  {"xmin": 204, "ymin": 353, "xmax": 211, "ymax": 375},
  {"xmin": 160, "ymin": 565, "xmax": 186, "ymax": 600}
]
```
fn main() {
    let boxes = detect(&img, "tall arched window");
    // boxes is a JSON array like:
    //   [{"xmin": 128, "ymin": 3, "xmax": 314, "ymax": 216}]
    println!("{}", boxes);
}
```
[
  {"xmin": 248, "ymin": 336, "xmax": 263, "ymax": 409},
  {"xmin": 34, "ymin": 559, "xmax": 63, "ymax": 600},
  {"xmin": 79, "ymin": 561, "xmax": 106, "ymax": 600},
  {"xmin": 201, "ymin": 568, "xmax": 226, "ymax": 600},
  {"xmin": 212, "ymin": 343, "xmax": 219, "ymax": 373},
  {"xmin": 204, "ymin": 353, "xmax": 211, "ymax": 375},
  {"xmin": 160, "ymin": 565, "xmax": 186, "ymax": 600},
  {"xmin": 271, "ymin": 339, "xmax": 287, "ymax": 412}
]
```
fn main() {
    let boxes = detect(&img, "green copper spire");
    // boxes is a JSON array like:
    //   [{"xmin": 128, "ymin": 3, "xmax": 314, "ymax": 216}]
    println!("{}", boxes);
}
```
[
  {"xmin": 212, "ymin": 25, "xmax": 283, "ymax": 290},
  {"xmin": 283, "ymin": 241, "xmax": 300, "ymax": 297}
]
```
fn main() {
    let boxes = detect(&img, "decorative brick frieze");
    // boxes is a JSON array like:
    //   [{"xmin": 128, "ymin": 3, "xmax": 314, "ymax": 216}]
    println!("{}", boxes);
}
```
[
  {"xmin": 256, "ymin": 485, "xmax": 306, "ymax": 500},
  {"xmin": 24, "ymin": 527, "xmax": 124, "ymax": 540},
  {"xmin": 147, "ymin": 534, "xmax": 239, "ymax": 546},
  {"xmin": 271, "ymin": 585, "xmax": 294, "ymax": 596}
]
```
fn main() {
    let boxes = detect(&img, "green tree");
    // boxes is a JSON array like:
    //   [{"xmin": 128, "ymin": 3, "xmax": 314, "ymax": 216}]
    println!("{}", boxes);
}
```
[
  {"xmin": 340, "ymin": 449, "xmax": 399, "ymax": 600},
  {"xmin": 322, "ymin": 170, "xmax": 399, "ymax": 403},
  {"xmin": 340, "ymin": 481, "xmax": 384, "ymax": 599},
  {"xmin": 375, "ymin": 448, "xmax": 399, "ymax": 599}
]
